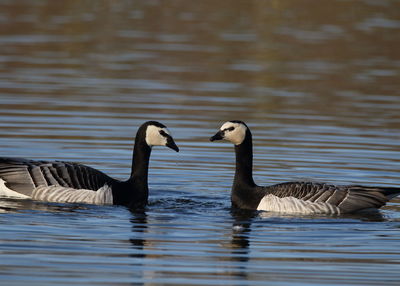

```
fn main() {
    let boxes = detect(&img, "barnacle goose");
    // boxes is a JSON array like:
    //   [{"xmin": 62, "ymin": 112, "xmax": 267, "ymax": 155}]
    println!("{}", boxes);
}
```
[
  {"xmin": 0, "ymin": 121, "xmax": 179, "ymax": 209},
  {"xmin": 210, "ymin": 120, "xmax": 400, "ymax": 214}
]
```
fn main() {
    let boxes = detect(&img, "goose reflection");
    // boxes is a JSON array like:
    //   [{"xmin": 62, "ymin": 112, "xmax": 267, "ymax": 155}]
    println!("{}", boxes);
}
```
[
  {"xmin": 0, "ymin": 197, "xmax": 94, "ymax": 213},
  {"xmin": 129, "ymin": 210, "xmax": 148, "ymax": 258},
  {"xmin": 224, "ymin": 208, "xmax": 257, "ymax": 281},
  {"xmin": 227, "ymin": 208, "xmax": 386, "ymax": 267},
  {"xmin": 128, "ymin": 210, "xmax": 148, "ymax": 286},
  {"xmin": 230, "ymin": 208, "xmax": 256, "ymax": 256}
]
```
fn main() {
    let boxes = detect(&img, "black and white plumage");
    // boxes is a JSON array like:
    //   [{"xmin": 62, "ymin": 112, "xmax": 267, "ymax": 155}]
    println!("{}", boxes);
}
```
[
  {"xmin": 0, "ymin": 121, "xmax": 179, "ymax": 209},
  {"xmin": 210, "ymin": 120, "xmax": 400, "ymax": 214}
]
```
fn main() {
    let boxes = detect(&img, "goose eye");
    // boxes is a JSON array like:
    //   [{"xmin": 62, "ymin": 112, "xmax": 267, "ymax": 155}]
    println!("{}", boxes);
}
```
[
  {"xmin": 226, "ymin": 127, "xmax": 234, "ymax": 131},
  {"xmin": 159, "ymin": 130, "xmax": 168, "ymax": 137}
]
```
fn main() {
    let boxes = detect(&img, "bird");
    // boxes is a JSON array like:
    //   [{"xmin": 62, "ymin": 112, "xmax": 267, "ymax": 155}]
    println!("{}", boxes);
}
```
[
  {"xmin": 0, "ymin": 121, "xmax": 179, "ymax": 209},
  {"xmin": 210, "ymin": 120, "xmax": 400, "ymax": 214}
]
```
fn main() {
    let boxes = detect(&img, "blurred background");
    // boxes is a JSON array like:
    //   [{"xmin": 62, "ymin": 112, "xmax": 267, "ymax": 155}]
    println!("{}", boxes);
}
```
[
  {"xmin": 1, "ymin": 1, "xmax": 400, "ymax": 285},
  {"xmin": 1, "ymin": 0, "xmax": 399, "ymax": 186}
]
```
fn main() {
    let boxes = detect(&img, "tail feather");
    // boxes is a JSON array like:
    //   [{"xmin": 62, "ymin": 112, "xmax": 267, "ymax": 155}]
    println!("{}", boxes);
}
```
[{"xmin": 381, "ymin": 187, "xmax": 400, "ymax": 200}]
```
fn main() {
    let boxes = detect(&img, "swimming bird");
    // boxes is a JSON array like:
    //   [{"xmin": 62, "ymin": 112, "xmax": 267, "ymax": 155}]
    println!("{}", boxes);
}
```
[
  {"xmin": 210, "ymin": 120, "xmax": 400, "ymax": 214},
  {"xmin": 0, "ymin": 121, "xmax": 179, "ymax": 209}
]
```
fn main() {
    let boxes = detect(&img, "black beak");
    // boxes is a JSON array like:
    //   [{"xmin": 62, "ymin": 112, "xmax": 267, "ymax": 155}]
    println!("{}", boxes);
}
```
[
  {"xmin": 166, "ymin": 136, "xmax": 179, "ymax": 152},
  {"xmin": 210, "ymin": 130, "xmax": 224, "ymax": 142}
]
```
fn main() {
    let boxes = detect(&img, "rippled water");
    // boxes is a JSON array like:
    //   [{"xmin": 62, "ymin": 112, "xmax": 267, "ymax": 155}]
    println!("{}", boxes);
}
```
[{"xmin": 1, "ymin": 1, "xmax": 400, "ymax": 285}]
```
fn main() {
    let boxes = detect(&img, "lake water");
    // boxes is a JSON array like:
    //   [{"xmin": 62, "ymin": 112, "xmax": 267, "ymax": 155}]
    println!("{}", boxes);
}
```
[{"xmin": 1, "ymin": 1, "xmax": 400, "ymax": 285}]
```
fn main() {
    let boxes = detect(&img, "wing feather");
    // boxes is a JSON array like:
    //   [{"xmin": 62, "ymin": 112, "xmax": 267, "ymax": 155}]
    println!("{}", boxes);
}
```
[
  {"xmin": 265, "ymin": 182, "xmax": 396, "ymax": 213},
  {"xmin": 41, "ymin": 165, "xmax": 59, "ymax": 185},
  {"xmin": 0, "ymin": 157, "xmax": 116, "ymax": 197},
  {"xmin": 28, "ymin": 165, "xmax": 47, "ymax": 187},
  {"xmin": 32, "ymin": 185, "xmax": 113, "ymax": 205},
  {"xmin": 0, "ymin": 163, "xmax": 36, "ymax": 196}
]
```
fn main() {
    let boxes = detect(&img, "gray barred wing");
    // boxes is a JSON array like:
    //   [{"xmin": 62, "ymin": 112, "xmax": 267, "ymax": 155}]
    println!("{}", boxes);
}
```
[
  {"xmin": 0, "ymin": 157, "xmax": 115, "ymax": 197},
  {"xmin": 266, "ymin": 182, "xmax": 388, "ymax": 213}
]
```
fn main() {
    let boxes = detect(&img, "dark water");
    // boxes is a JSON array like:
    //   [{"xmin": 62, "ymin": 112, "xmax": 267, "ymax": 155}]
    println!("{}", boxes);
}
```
[{"xmin": 1, "ymin": 1, "xmax": 400, "ymax": 285}]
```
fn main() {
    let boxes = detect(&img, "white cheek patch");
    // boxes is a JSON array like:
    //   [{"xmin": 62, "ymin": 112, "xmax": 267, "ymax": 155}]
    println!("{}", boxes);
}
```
[
  {"xmin": 220, "ymin": 122, "xmax": 247, "ymax": 145},
  {"xmin": 145, "ymin": 125, "xmax": 169, "ymax": 147}
]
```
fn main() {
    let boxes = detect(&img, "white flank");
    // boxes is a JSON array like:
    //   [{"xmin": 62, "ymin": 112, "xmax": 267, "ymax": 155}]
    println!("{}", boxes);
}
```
[
  {"xmin": 0, "ymin": 179, "xmax": 31, "ymax": 199},
  {"xmin": 31, "ymin": 184, "xmax": 113, "ymax": 205},
  {"xmin": 257, "ymin": 194, "xmax": 341, "ymax": 215},
  {"xmin": 220, "ymin": 121, "xmax": 247, "ymax": 145},
  {"xmin": 145, "ymin": 125, "xmax": 169, "ymax": 147}
]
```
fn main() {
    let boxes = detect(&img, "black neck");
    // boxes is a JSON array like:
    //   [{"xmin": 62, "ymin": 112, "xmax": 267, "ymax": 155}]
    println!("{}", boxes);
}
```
[
  {"xmin": 126, "ymin": 134, "xmax": 151, "ymax": 203},
  {"xmin": 129, "ymin": 138, "xmax": 151, "ymax": 183},
  {"xmin": 232, "ymin": 129, "xmax": 265, "ymax": 210},
  {"xmin": 233, "ymin": 129, "xmax": 256, "ymax": 188},
  {"xmin": 113, "ymin": 128, "xmax": 152, "ymax": 208}
]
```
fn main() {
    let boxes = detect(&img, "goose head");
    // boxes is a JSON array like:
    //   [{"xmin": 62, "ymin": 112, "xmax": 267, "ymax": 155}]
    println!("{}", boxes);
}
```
[
  {"xmin": 144, "ymin": 121, "xmax": 179, "ymax": 152},
  {"xmin": 210, "ymin": 120, "xmax": 248, "ymax": 145}
]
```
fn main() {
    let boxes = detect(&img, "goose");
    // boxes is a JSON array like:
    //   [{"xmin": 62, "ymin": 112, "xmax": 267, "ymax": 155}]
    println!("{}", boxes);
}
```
[
  {"xmin": 210, "ymin": 120, "xmax": 400, "ymax": 214},
  {"xmin": 0, "ymin": 121, "xmax": 179, "ymax": 209}
]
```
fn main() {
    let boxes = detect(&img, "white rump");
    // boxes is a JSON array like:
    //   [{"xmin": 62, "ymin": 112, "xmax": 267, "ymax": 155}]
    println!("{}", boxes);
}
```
[{"xmin": 0, "ymin": 179, "xmax": 30, "ymax": 199}]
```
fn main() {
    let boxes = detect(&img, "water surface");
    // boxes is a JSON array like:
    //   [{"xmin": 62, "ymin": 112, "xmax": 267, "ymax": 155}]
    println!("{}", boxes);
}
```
[{"xmin": 1, "ymin": 1, "xmax": 400, "ymax": 285}]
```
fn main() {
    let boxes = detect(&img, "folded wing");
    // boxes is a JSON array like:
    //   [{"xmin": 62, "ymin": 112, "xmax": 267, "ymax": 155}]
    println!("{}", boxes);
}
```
[
  {"xmin": 264, "ymin": 182, "xmax": 395, "ymax": 213},
  {"xmin": 0, "ymin": 157, "xmax": 115, "ymax": 197}
]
